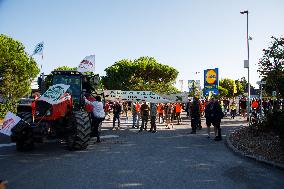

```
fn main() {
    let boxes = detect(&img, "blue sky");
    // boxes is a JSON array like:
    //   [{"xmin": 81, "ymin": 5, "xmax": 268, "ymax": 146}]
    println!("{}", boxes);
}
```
[{"xmin": 1, "ymin": 0, "xmax": 284, "ymax": 90}]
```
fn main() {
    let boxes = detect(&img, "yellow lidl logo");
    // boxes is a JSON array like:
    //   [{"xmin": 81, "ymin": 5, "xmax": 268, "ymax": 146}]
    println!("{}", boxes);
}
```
[{"xmin": 205, "ymin": 69, "xmax": 217, "ymax": 84}]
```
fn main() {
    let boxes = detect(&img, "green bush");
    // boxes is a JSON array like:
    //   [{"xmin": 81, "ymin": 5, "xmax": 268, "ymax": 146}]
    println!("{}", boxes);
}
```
[{"xmin": 263, "ymin": 111, "xmax": 284, "ymax": 148}]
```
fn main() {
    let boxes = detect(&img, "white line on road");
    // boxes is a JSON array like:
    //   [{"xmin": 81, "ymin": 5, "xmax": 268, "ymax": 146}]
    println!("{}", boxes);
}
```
[
  {"xmin": 0, "ymin": 143, "xmax": 15, "ymax": 148},
  {"xmin": 100, "ymin": 135, "xmax": 119, "ymax": 139}
]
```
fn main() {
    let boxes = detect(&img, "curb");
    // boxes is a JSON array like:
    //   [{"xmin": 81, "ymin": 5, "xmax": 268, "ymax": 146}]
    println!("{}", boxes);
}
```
[{"xmin": 225, "ymin": 129, "xmax": 284, "ymax": 171}]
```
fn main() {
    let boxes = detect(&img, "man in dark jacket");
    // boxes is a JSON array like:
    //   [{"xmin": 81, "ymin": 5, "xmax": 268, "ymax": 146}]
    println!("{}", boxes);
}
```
[
  {"xmin": 205, "ymin": 96, "xmax": 223, "ymax": 141},
  {"xmin": 112, "ymin": 101, "xmax": 122, "ymax": 130},
  {"xmin": 139, "ymin": 102, "xmax": 149, "ymax": 132},
  {"xmin": 149, "ymin": 103, "xmax": 157, "ymax": 133},
  {"xmin": 190, "ymin": 97, "xmax": 201, "ymax": 134}
]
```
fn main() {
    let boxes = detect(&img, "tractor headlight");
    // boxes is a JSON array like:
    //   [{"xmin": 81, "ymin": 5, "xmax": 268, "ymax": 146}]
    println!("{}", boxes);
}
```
[{"xmin": 46, "ymin": 110, "xmax": 51, "ymax": 116}]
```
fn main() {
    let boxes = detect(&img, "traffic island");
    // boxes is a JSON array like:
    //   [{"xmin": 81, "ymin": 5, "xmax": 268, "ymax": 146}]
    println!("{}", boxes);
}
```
[{"xmin": 226, "ymin": 126, "xmax": 284, "ymax": 170}]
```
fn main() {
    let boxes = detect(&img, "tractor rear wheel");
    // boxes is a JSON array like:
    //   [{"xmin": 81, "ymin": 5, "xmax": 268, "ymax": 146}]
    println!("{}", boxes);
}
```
[
  {"xmin": 14, "ymin": 112, "xmax": 34, "ymax": 151},
  {"xmin": 67, "ymin": 111, "xmax": 91, "ymax": 150}
]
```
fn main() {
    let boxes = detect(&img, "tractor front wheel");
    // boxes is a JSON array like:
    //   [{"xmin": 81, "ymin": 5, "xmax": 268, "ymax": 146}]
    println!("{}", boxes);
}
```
[
  {"xmin": 13, "ymin": 112, "xmax": 34, "ymax": 151},
  {"xmin": 67, "ymin": 111, "xmax": 91, "ymax": 150}
]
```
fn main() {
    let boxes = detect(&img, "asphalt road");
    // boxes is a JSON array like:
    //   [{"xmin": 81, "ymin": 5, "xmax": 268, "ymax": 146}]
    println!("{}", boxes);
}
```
[{"xmin": 0, "ymin": 115, "xmax": 283, "ymax": 189}]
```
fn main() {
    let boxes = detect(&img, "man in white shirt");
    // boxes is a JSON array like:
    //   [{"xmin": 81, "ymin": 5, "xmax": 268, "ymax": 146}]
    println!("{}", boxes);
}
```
[{"xmin": 84, "ymin": 95, "xmax": 105, "ymax": 143}]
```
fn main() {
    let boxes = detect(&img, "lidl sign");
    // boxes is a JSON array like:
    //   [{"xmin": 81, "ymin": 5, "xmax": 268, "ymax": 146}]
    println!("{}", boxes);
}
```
[{"xmin": 204, "ymin": 68, "xmax": 219, "ymax": 96}]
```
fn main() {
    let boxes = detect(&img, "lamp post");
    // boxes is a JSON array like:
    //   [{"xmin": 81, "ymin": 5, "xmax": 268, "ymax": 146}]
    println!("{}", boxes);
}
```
[{"xmin": 240, "ymin": 10, "xmax": 250, "ymax": 123}]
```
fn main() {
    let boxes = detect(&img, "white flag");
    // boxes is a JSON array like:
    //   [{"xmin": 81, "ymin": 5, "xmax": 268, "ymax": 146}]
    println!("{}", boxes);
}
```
[
  {"xmin": 0, "ymin": 111, "xmax": 21, "ymax": 136},
  {"xmin": 77, "ymin": 55, "xmax": 95, "ymax": 73},
  {"xmin": 32, "ymin": 41, "xmax": 44, "ymax": 56},
  {"xmin": 179, "ymin": 80, "xmax": 184, "ymax": 91},
  {"xmin": 39, "ymin": 84, "xmax": 70, "ymax": 105}
]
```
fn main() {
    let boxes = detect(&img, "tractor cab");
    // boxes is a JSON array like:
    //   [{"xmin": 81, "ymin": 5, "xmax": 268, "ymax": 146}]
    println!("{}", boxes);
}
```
[
  {"xmin": 51, "ymin": 71, "xmax": 83, "ymax": 110},
  {"xmin": 39, "ymin": 70, "xmax": 100, "ymax": 110}
]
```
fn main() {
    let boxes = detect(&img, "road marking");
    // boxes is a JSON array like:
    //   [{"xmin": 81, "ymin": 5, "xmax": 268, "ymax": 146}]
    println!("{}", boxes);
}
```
[
  {"xmin": 100, "ymin": 135, "xmax": 119, "ymax": 139},
  {"xmin": 0, "ymin": 143, "xmax": 15, "ymax": 148}
]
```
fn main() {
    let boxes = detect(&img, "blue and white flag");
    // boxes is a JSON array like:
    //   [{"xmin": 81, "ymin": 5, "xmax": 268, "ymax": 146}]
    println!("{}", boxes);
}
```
[{"xmin": 32, "ymin": 41, "xmax": 44, "ymax": 56}]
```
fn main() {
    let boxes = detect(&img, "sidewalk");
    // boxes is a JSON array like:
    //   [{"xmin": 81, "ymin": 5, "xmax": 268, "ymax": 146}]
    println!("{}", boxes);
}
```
[{"xmin": 226, "ymin": 127, "xmax": 284, "ymax": 170}]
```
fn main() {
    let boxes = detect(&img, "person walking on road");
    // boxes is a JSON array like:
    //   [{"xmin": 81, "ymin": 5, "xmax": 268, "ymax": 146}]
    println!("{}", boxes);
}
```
[
  {"xmin": 84, "ymin": 95, "xmax": 105, "ymax": 143},
  {"xmin": 175, "ymin": 103, "xmax": 182, "ymax": 125},
  {"xmin": 131, "ymin": 102, "xmax": 138, "ymax": 128},
  {"xmin": 190, "ymin": 97, "xmax": 201, "ymax": 134},
  {"xmin": 185, "ymin": 100, "xmax": 191, "ymax": 118},
  {"xmin": 205, "ymin": 96, "xmax": 223, "ymax": 141},
  {"xmin": 104, "ymin": 101, "xmax": 111, "ymax": 120},
  {"xmin": 123, "ymin": 101, "xmax": 129, "ymax": 123},
  {"xmin": 139, "ymin": 102, "xmax": 149, "ymax": 132},
  {"xmin": 149, "ymin": 102, "xmax": 157, "ymax": 133},
  {"xmin": 135, "ymin": 102, "xmax": 141, "ymax": 128},
  {"xmin": 157, "ymin": 103, "xmax": 164, "ymax": 123},
  {"xmin": 230, "ymin": 101, "xmax": 237, "ymax": 119},
  {"xmin": 205, "ymin": 97, "xmax": 215, "ymax": 138},
  {"xmin": 164, "ymin": 103, "xmax": 173, "ymax": 129},
  {"xmin": 112, "ymin": 101, "xmax": 122, "ymax": 130}
]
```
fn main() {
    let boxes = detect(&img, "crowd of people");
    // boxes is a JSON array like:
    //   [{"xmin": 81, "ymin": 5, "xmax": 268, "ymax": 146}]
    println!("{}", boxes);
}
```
[
  {"xmin": 85, "ymin": 95, "xmax": 284, "ymax": 143},
  {"xmin": 100, "ymin": 97, "xmax": 225, "ymax": 141}
]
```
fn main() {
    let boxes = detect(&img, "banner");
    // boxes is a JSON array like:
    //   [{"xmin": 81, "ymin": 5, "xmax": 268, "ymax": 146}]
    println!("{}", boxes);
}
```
[
  {"xmin": 39, "ymin": 84, "xmax": 70, "ymax": 105},
  {"xmin": 77, "ymin": 55, "xmax": 95, "ymax": 73},
  {"xmin": 160, "ymin": 93, "xmax": 188, "ymax": 103},
  {"xmin": 0, "ymin": 111, "xmax": 21, "ymax": 136},
  {"xmin": 104, "ymin": 90, "xmax": 188, "ymax": 103},
  {"xmin": 104, "ymin": 90, "xmax": 122, "ymax": 101},
  {"xmin": 204, "ymin": 68, "xmax": 219, "ymax": 96},
  {"xmin": 32, "ymin": 41, "xmax": 44, "ymax": 56}
]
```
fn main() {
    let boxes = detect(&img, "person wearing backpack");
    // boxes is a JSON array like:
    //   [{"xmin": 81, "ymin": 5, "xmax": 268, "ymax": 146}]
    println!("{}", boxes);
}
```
[{"xmin": 205, "ymin": 96, "xmax": 223, "ymax": 141}]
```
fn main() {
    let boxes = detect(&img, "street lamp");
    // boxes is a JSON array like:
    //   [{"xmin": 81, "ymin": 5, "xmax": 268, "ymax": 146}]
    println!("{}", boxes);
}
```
[{"xmin": 240, "ymin": 10, "xmax": 250, "ymax": 123}]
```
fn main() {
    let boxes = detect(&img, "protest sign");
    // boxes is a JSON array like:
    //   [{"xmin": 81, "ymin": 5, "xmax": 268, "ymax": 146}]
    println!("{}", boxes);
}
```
[
  {"xmin": 39, "ymin": 84, "xmax": 70, "ymax": 105},
  {"xmin": 0, "ymin": 111, "xmax": 21, "ymax": 136}
]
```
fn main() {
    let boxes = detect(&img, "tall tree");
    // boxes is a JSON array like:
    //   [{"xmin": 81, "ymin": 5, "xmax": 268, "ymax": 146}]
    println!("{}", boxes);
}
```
[
  {"xmin": 219, "ymin": 78, "xmax": 235, "ymax": 98},
  {"xmin": 218, "ymin": 86, "xmax": 229, "ymax": 98},
  {"xmin": 258, "ymin": 36, "xmax": 284, "ymax": 97},
  {"xmin": 101, "ymin": 57, "xmax": 179, "ymax": 94},
  {"xmin": 234, "ymin": 79, "xmax": 245, "ymax": 96},
  {"xmin": 0, "ymin": 34, "xmax": 39, "ymax": 117}
]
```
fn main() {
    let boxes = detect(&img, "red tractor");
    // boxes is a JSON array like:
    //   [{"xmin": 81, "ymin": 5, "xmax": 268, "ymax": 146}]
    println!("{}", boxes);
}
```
[{"xmin": 11, "ymin": 70, "xmax": 102, "ymax": 151}]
